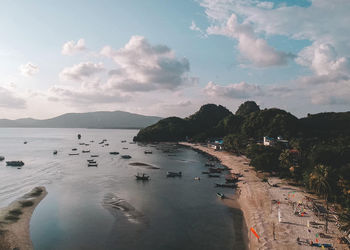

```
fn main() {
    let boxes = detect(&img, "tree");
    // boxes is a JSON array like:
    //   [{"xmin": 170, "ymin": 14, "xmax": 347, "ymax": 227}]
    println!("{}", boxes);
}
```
[
  {"xmin": 235, "ymin": 101, "xmax": 260, "ymax": 117},
  {"xmin": 309, "ymin": 164, "xmax": 331, "ymax": 232}
]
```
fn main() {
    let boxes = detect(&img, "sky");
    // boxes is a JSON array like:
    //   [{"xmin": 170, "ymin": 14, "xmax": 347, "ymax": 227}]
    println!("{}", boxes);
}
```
[{"xmin": 1, "ymin": 0, "xmax": 350, "ymax": 119}]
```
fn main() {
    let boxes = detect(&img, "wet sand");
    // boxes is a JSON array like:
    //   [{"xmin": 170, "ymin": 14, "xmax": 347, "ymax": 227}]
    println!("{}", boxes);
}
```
[
  {"xmin": 180, "ymin": 142, "xmax": 347, "ymax": 250},
  {"xmin": 0, "ymin": 186, "xmax": 47, "ymax": 250}
]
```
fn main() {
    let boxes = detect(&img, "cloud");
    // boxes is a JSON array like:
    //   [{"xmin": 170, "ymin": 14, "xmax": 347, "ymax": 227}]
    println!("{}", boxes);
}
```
[
  {"xmin": 0, "ymin": 86, "xmax": 26, "ymax": 109},
  {"xmin": 59, "ymin": 62, "xmax": 105, "ymax": 81},
  {"xmin": 190, "ymin": 21, "xmax": 207, "ymax": 37},
  {"xmin": 19, "ymin": 62, "xmax": 39, "ymax": 77},
  {"xmin": 256, "ymin": 2, "xmax": 274, "ymax": 9},
  {"xmin": 101, "ymin": 36, "xmax": 193, "ymax": 92},
  {"xmin": 204, "ymin": 81, "xmax": 262, "ymax": 98},
  {"xmin": 207, "ymin": 14, "xmax": 292, "ymax": 67},
  {"xmin": 48, "ymin": 85, "xmax": 130, "ymax": 105},
  {"xmin": 62, "ymin": 39, "xmax": 86, "ymax": 55},
  {"xmin": 296, "ymin": 42, "xmax": 350, "ymax": 76}
]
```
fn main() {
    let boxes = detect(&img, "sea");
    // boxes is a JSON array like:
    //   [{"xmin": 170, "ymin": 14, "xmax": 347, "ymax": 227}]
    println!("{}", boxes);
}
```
[{"xmin": 0, "ymin": 128, "xmax": 246, "ymax": 250}]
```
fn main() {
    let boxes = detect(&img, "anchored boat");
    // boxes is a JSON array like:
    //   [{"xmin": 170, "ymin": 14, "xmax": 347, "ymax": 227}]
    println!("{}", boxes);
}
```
[
  {"xmin": 135, "ymin": 173, "xmax": 150, "ymax": 180},
  {"xmin": 6, "ymin": 161, "xmax": 24, "ymax": 167}
]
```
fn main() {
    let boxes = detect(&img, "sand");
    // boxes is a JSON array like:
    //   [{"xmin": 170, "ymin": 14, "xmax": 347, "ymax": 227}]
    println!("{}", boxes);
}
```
[
  {"xmin": 0, "ymin": 186, "xmax": 47, "ymax": 250},
  {"xmin": 180, "ymin": 142, "xmax": 348, "ymax": 250}
]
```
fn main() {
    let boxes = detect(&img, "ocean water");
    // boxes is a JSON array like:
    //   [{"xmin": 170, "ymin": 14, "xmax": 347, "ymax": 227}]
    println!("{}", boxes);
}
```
[{"xmin": 0, "ymin": 128, "xmax": 246, "ymax": 250}]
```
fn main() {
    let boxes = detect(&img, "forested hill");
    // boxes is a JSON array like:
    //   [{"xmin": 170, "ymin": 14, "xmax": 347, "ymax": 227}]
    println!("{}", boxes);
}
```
[
  {"xmin": 134, "ymin": 101, "xmax": 350, "ymax": 142},
  {"xmin": 134, "ymin": 101, "xmax": 350, "ymax": 213}
]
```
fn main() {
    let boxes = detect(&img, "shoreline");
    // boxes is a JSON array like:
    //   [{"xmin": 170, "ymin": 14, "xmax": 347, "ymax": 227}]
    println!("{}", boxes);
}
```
[
  {"xmin": 180, "ymin": 142, "xmax": 347, "ymax": 250},
  {"xmin": 0, "ymin": 186, "xmax": 47, "ymax": 250}
]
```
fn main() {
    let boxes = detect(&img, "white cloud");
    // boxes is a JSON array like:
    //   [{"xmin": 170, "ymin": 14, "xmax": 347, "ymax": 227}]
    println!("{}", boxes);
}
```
[
  {"xmin": 296, "ymin": 42, "xmax": 350, "ymax": 76},
  {"xmin": 19, "ymin": 62, "xmax": 39, "ymax": 77},
  {"xmin": 207, "ymin": 14, "xmax": 292, "ymax": 67},
  {"xmin": 101, "ymin": 36, "xmax": 193, "ymax": 92},
  {"xmin": 62, "ymin": 39, "xmax": 86, "ymax": 55},
  {"xmin": 204, "ymin": 81, "xmax": 262, "ymax": 98},
  {"xmin": 257, "ymin": 2, "xmax": 274, "ymax": 9},
  {"xmin": 60, "ymin": 62, "xmax": 105, "ymax": 81},
  {"xmin": 0, "ymin": 86, "xmax": 26, "ymax": 109}
]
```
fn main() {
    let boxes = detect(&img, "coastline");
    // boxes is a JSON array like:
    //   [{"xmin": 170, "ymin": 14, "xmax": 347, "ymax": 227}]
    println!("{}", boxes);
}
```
[
  {"xmin": 0, "ymin": 186, "xmax": 47, "ymax": 250},
  {"xmin": 180, "ymin": 142, "xmax": 347, "ymax": 250}
]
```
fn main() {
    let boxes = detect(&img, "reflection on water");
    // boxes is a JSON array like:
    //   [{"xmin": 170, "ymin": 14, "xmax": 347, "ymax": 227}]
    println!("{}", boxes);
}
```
[{"xmin": 0, "ymin": 128, "xmax": 246, "ymax": 250}]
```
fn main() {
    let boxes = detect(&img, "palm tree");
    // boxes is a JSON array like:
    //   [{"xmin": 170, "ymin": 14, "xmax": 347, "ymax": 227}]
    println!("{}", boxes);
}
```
[{"xmin": 309, "ymin": 164, "xmax": 331, "ymax": 232}]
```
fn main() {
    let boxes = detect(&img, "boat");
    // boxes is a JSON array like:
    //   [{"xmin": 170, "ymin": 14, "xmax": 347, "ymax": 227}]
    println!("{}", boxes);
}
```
[
  {"xmin": 194, "ymin": 177, "xmax": 200, "ymax": 180},
  {"xmin": 135, "ymin": 173, "xmax": 150, "ymax": 180},
  {"xmin": 144, "ymin": 150, "xmax": 152, "ymax": 154},
  {"xmin": 215, "ymin": 183, "xmax": 237, "ymax": 188},
  {"xmin": 24, "ymin": 141, "xmax": 28, "ymax": 144},
  {"xmin": 84, "ymin": 144, "xmax": 90, "ymax": 146},
  {"xmin": 209, "ymin": 167, "xmax": 223, "ymax": 173},
  {"xmin": 69, "ymin": 153, "xmax": 79, "ymax": 156},
  {"xmin": 6, "ymin": 161, "xmax": 24, "ymax": 167},
  {"xmin": 216, "ymin": 192, "xmax": 225, "ymax": 199},
  {"xmin": 87, "ymin": 160, "xmax": 96, "ymax": 163},
  {"xmin": 79, "ymin": 143, "xmax": 85, "ymax": 145},
  {"xmin": 201, "ymin": 171, "xmax": 209, "ymax": 174},
  {"xmin": 0, "ymin": 156, "xmax": 5, "ymax": 161},
  {"xmin": 208, "ymin": 174, "xmax": 220, "ymax": 178},
  {"xmin": 225, "ymin": 177, "xmax": 239, "ymax": 183},
  {"xmin": 166, "ymin": 171, "xmax": 182, "ymax": 177},
  {"xmin": 72, "ymin": 148, "xmax": 77, "ymax": 151},
  {"xmin": 88, "ymin": 163, "xmax": 98, "ymax": 167},
  {"xmin": 53, "ymin": 150, "xmax": 58, "ymax": 155},
  {"xmin": 123, "ymin": 147, "xmax": 128, "ymax": 150},
  {"xmin": 90, "ymin": 140, "xmax": 94, "ymax": 143},
  {"xmin": 109, "ymin": 152, "xmax": 119, "ymax": 155},
  {"xmin": 121, "ymin": 155, "xmax": 132, "ymax": 159},
  {"xmin": 121, "ymin": 140, "xmax": 126, "ymax": 143},
  {"xmin": 129, "ymin": 142, "xmax": 136, "ymax": 144},
  {"xmin": 82, "ymin": 150, "xmax": 90, "ymax": 153},
  {"xmin": 105, "ymin": 144, "xmax": 109, "ymax": 146},
  {"xmin": 99, "ymin": 141, "xmax": 104, "ymax": 144},
  {"xmin": 91, "ymin": 155, "xmax": 99, "ymax": 157},
  {"xmin": 205, "ymin": 162, "xmax": 215, "ymax": 167},
  {"xmin": 77, "ymin": 134, "xmax": 81, "ymax": 140}
]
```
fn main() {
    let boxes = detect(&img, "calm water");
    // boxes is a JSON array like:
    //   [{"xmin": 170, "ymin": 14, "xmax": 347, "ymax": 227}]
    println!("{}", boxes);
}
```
[{"xmin": 0, "ymin": 128, "xmax": 246, "ymax": 250}]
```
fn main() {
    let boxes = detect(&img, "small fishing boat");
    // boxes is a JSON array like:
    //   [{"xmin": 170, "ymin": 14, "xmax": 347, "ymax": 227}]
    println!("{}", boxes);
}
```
[
  {"xmin": 82, "ymin": 150, "xmax": 90, "ymax": 153},
  {"xmin": 91, "ymin": 155, "xmax": 99, "ymax": 157},
  {"xmin": 121, "ymin": 155, "xmax": 132, "ymax": 159},
  {"xmin": 205, "ymin": 162, "xmax": 215, "ymax": 167},
  {"xmin": 90, "ymin": 140, "xmax": 94, "ymax": 143},
  {"xmin": 84, "ymin": 144, "xmax": 90, "ymax": 146},
  {"xmin": 122, "ymin": 147, "xmax": 128, "ymax": 150},
  {"xmin": 121, "ymin": 140, "xmax": 126, "ymax": 143},
  {"xmin": 144, "ymin": 150, "xmax": 152, "ymax": 154},
  {"xmin": 208, "ymin": 174, "xmax": 220, "ymax": 178},
  {"xmin": 88, "ymin": 163, "xmax": 98, "ymax": 167},
  {"xmin": 166, "ymin": 171, "xmax": 182, "ymax": 177},
  {"xmin": 109, "ymin": 152, "xmax": 119, "ymax": 155},
  {"xmin": 194, "ymin": 177, "xmax": 200, "ymax": 181},
  {"xmin": 209, "ymin": 167, "xmax": 223, "ymax": 173},
  {"xmin": 216, "ymin": 192, "xmax": 225, "ymax": 199},
  {"xmin": 0, "ymin": 156, "xmax": 5, "ymax": 161},
  {"xmin": 79, "ymin": 143, "xmax": 85, "ymax": 145},
  {"xmin": 72, "ymin": 148, "xmax": 78, "ymax": 151},
  {"xmin": 77, "ymin": 134, "xmax": 81, "ymax": 140},
  {"xmin": 87, "ymin": 160, "xmax": 96, "ymax": 163},
  {"xmin": 99, "ymin": 141, "xmax": 104, "ymax": 144},
  {"xmin": 53, "ymin": 150, "xmax": 58, "ymax": 155},
  {"xmin": 104, "ymin": 144, "xmax": 109, "ymax": 146},
  {"xmin": 69, "ymin": 153, "xmax": 79, "ymax": 156},
  {"xmin": 24, "ymin": 141, "xmax": 28, "ymax": 144},
  {"xmin": 135, "ymin": 173, "xmax": 150, "ymax": 180},
  {"xmin": 129, "ymin": 142, "xmax": 136, "ymax": 144},
  {"xmin": 215, "ymin": 183, "xmax": 237, "ymax": 188},
  {"xmin": 201, "ymin": 171, "xmax": 209, "ymax": 174},
  {"xmin": 6, "ymin": 161, "xmax": 24, "ymax": 167}
]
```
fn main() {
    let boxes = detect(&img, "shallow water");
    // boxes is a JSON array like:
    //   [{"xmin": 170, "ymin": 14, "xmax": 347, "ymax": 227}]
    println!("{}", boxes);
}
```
[{"xmin": 0, "ymin": 128, "xmax": 246, "ymax": 250}]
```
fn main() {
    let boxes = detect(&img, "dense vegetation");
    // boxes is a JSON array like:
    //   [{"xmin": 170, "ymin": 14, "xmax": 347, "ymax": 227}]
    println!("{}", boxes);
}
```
[{"xmin": 135, "ymin": 101, "xmax": 350, "ymax": 216}]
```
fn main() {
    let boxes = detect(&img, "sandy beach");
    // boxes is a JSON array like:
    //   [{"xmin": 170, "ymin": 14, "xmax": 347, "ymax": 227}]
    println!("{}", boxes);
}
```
[
  {"xmin": 180, "ymin": 142, "xmax": 348, "ymax": 250},
  {"xmin": 0, "ymin": 186, "xmax": 47, "ymax": 250}
]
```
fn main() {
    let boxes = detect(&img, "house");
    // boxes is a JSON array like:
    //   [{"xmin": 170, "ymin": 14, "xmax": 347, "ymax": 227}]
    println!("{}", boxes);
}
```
[
  {"xmin": 263, "ymin": 136, "xmax": 275, "ymax": 146},
  {"xmin": 207, "ymin": 138, "xmax": 223, "ymax": 151}
]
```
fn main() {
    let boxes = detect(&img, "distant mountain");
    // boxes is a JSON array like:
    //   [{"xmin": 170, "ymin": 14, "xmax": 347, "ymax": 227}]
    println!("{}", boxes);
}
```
[{"xmin": 0, "ymin": 111, "xmax": 162, "ymax": 129}]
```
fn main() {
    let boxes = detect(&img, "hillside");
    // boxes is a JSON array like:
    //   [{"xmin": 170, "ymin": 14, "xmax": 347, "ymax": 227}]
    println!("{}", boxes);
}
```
[{"xmin": 0, "ymin": 111, "xmax": 162, "ymax": 129}]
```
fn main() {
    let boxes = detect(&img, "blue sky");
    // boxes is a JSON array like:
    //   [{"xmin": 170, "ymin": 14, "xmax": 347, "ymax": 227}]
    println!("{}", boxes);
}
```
[{"xmin": 0, "ymin": 0, "xmax": 349, "ymax": 119}]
